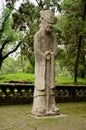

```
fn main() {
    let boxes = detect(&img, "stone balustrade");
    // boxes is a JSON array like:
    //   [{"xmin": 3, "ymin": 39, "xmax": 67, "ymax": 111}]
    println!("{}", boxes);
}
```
[
  {"xmin": 0, "ymin": 83, "xmax": 86, "ymax": 105},
  {"xmin": 55, "ymin": 85, "xmax": 86, "ymax": 102}
]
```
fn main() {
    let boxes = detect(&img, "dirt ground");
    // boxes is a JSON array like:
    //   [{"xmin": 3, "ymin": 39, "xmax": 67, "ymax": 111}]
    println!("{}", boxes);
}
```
[{"xmin": 0, "ymin": 102, "xmax": 86, "ymax": 130}]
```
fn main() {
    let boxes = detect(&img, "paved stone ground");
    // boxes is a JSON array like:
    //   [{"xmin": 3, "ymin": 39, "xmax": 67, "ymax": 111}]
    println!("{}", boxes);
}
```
[{"xmin": 0, "ymin": 103, "xmax": 86, "ymax": 130}]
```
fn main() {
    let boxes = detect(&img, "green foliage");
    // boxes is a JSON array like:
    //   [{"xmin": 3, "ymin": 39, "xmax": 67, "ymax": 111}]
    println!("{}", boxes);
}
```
[
  {"xmin": 12, "ymin": 0, "xmax": 62, "ymax": 72},
  {"xmin": 56, "ymin": 0, "xmax": 86, "ymax": 80},
  {"xmin": 12, "ymin": 2, "xmax": 40, "ymax": 70},
  {"xmin": 0, "ymin": 56, "xmax": 34, "ymax": 74},
  {"xmin": 0, "ymin": 57, "xmax": 21, "ymax": 74},
  {"xmin": 24, "ymin": 60, "xmax": 34, "ymax": 73},
  {"xmin": 0, "ymin": 2, "xmax": 21, "ymax": 69},
  {"xmin": 0, "ymin": 0, "xmax": 86, "ymax": 83},
  {"xmin": 3, "ymin": 19, "xmax": 20, "ymax": 42}
]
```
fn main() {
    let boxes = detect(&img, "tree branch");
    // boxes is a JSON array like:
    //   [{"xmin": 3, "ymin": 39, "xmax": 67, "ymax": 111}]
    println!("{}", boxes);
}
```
[
  {"xmin": 35, "ymin": 0, "xmax": 39, "ymax": 5},
  {"xmin": 0, "ymin": 38, "xmax": 11, "ymax": 52},
  {"xmin": 3, "ymin": 41, "xmax": 21, "ymax": 60},
  {"xmin": 35, "ymin": 0, "xmax": 44, "ymax": 9}
]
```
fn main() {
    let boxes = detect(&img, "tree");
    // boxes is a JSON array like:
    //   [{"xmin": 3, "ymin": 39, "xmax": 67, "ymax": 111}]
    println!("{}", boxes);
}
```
[
  {"xmin": 12, "ymin": 2, "xmax": 40, "ymax": 73},
  {"xmin": 0, "ymin": 0, "xmax": 21, "ymax": 69},
  {"xmin": 12, "ymin": 0, "xmax": 61, "ymax": 73},
  {"xmin": 55, "ymin": 0, "xmax": 86, "ymax": 82},
  {"xmin": 74, "ymin": 0, "xmax": 86, "ymax": 82},
  {"xmin": 0, "ymin": 57, "xmax": 20, "ymax": 74}
]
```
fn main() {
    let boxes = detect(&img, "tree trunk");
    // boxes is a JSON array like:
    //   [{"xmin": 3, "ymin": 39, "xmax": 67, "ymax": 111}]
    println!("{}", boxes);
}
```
[
  {"xmin": 74, "ymin": 1, "xmax": 86, "ymax": 83},
  {"xmin": 28, "ymin": 56, "xmax": 35, "ymax": 73},
  {"xmin": 80, "ymin": 54, "xmax": 85, "ymax": 78},
  {"xmin": 0, "ymin": 59, "xmax": 3, "ymax": 70},
  {"xmin": 74, "ymin": 36, "xmax": 82, "ymax": 83},
  {"xmin": 21, "ymin": 54, "xmax": 25, "ymax": 73}
]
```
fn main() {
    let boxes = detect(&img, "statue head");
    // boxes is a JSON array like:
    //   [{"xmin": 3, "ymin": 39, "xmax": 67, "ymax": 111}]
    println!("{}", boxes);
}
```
[{"xmin": 40, "ymin": 10, "xmax": 54, "ymax": 34}]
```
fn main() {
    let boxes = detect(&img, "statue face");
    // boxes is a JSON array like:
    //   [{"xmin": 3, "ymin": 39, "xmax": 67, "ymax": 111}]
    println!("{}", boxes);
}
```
[
  {"xmin": 40, "ymin": 10, "xmax": 54, "ymax": 34},
  {"xmin": 45, "ymin": 21, "xmax": 54, "ymax": 33}
]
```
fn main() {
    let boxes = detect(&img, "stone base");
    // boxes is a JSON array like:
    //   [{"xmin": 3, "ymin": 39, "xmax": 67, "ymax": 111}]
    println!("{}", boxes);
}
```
[
  {"xmin": 31, "ymin": 107, "xmax": 60, "ymax": 117},
  {"xmin": 29, "ymin": 113, "xmax": 66, "ymax": 119}
]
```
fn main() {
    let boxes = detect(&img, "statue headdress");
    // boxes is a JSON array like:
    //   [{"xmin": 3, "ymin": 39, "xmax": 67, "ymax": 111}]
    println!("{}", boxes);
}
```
[{"xmin": 40, "ymin": 10, "xmax": 54, "ymax": 23}]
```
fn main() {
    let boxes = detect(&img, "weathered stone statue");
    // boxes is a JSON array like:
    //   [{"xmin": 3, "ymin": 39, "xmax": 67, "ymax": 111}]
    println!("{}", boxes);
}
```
[{"xmin": 32, "ymin": 10, "xmax": 59, "ymax": 117}]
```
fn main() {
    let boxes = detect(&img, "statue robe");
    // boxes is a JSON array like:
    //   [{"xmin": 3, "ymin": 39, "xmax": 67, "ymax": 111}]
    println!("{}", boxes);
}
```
[
  {"xmin": 34, "ymin": 29, "xmax": 57, "ymax": 97},
  {"xmin": 32, "ymin": 28, "xmax": 57, "ymax": 115}
]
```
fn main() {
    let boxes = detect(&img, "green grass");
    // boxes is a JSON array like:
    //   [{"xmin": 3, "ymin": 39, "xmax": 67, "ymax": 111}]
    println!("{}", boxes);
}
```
[
  {"xmin": 0, "ymin": 102, "xmax": 86, "ymax": 130},
  {"xmin": 0, "ymin": 73, "xmax": 34, "ymax": 83},
  {"xmin": 55, "ymin": 76, "xmax": 86, "ymax": 85},
  {"xmin": 0, "ymin": 73, "xmax": 86, "ymax": 85}
]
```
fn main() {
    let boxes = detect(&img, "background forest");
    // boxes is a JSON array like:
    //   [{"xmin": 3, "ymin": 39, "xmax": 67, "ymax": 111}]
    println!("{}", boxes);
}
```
[{"xmin": 0, "ymin": 0, "xmax": 86, "ymax": 84}]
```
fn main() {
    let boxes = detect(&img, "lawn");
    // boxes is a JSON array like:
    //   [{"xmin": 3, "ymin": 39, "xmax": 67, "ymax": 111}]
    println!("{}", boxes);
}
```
[
  {"xmin": 0, "ymin": 73, "xmax": 86, "ymax": 85},
  {"xmin": 0, "ymin": 73, "xmax": 34, "ymax": 84},
  {"xmin": 0, "ymin": 102, "xmax": 86, "ymax": 130}
]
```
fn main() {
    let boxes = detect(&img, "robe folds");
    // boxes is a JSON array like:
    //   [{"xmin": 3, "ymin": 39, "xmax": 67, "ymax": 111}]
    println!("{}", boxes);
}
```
[{"xmin": 34, "ymin": 29, "xmax": 57, "ymax": 97}]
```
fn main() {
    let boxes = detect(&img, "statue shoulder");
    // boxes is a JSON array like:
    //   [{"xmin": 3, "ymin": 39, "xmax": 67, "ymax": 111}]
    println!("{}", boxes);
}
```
[
  {"xmin": 34, "ymin": 28, "xmax": 45, "ymax": 39},
  {"xmin": 35, "ymin": 29, "xmax": 42, "ymax": 38}
]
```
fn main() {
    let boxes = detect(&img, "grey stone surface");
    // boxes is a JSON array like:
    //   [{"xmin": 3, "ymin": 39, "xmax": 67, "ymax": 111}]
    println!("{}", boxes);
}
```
[
  {"xmin": 32, "ymin": 10, "xmax": 59, "ymax": 117},
  {"xmin": 0, "ymin": 103, "xmax": 86, "ymax": 130}
]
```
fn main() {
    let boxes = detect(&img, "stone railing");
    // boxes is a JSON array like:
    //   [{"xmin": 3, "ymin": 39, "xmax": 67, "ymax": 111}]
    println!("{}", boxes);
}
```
[
  {"xmin": 0, "ymin": 83, "xmax": 86, "ymax": 105},
  {"xmin": 55, "ymin": 85, "xmax": 86, "ymax": 102},
  {"xmin": 0, "ymin": 83, "xmax": 34, "ymax": 105}
]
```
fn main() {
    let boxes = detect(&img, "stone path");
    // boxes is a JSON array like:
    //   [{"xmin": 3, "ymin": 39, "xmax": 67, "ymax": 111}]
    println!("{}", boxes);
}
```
[{"xmin": 0, "ymin": 103, "xmax": 86, "ymax": 130}]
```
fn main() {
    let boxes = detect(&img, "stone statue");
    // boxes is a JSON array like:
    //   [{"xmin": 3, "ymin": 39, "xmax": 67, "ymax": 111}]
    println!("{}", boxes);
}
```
[{"xmin": 32, "ymin": 10, "xmax": 59, "ymax": 117}]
